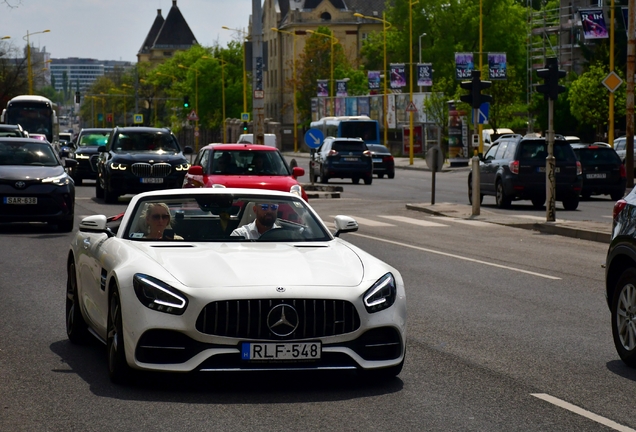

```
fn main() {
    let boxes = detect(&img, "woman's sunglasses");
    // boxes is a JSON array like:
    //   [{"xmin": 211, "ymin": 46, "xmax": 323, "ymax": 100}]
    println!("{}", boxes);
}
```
[{"xmin": 151, "ymin": 214, "xmax": 170, "ymax": 220}]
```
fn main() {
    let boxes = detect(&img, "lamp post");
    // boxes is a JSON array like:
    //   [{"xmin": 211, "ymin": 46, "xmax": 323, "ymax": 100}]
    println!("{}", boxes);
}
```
[
  {"xmin": 408, "ymin": 0, "xmax": 419, "ymax": 165},
  {"xmin": 178, "ymin": 64, "xmax": 200, "ymax": 150},
  {"xmin": 202, "ymin": 56, "xmax": 227, "ymax": 142},
  {"xmin": 23, "ymin": 29, "xmax": 50, "ymax": 94},
  {"xmin": 307, "ymin": 29, "xmax": 338, "ymax": 116},
  {"xmin": 272, "ymin": 27, "xmax": 300, "ymax": 152},
  {"xmin": 354, "ymin": 13, "xmax": 392, "ymax": 146},
  {"xmin": 221, "ymin": 26, "xmax": 249, "ymax": 114}
]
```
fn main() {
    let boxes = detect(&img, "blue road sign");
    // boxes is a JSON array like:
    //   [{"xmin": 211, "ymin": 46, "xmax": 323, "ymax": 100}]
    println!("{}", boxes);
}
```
[
  {"xmin": 471, "ymin": 102, "xmax": 490, "ymax": 124},
  {"xmin": 304, "ymin": 128, "xmax": 324, "ymax": 149}
]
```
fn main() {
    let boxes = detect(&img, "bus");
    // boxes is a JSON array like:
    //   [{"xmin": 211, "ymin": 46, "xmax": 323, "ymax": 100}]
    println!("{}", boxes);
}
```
[
  {"xmin": 1, "ymin": 95, "xmax": 59, "ymax": 144},
  {"xmin": 310, "ymin": 115, "xmax": 381, "ymax": 145}
]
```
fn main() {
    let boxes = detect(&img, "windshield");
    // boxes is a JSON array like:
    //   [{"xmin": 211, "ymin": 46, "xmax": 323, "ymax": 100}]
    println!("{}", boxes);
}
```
[
  {"xmin": 6, "ymin": 102, "xmax": 54, "ymax": 142},
  {"xmin": 208, "ymin": 150, "xmax": 290, "ymax": 175},
  {"xmin": 112, "ymin": 132, "xmax": 180, "ymax": 153},
  {"xmin": 78, "ymin": 132, "xmax": 109, "ymax": 147},
  {"xmin": 124, "ymin": 193, "xmax": 331, "ymax": 242},
  {"xmin": 0, "ymin": 141, "xmax": 59, "ymax": 166}
]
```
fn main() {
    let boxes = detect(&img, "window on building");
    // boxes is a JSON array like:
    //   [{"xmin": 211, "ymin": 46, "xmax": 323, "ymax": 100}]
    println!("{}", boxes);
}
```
[{"xmin": 321, "ymin": 12, "xmax": 331, "ymax": 21}]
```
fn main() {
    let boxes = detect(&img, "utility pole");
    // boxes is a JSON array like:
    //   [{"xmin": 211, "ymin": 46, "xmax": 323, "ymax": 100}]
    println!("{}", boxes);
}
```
[{"xmin": 252, "ymin": 0, "xmax": 265, "ymax": 144}]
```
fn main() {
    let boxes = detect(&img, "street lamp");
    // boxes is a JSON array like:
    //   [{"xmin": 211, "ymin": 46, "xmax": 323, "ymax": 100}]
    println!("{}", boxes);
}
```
[
  {"xmin": 354, "ymin": 13, "xmax": 392, "ymax": 146},
  {"xmin": 202, "ymin": 56, "xmax": 227, "ymax": 143},
  {"xmin": 178, "ymin": 64, "xmax": 201, "ymax": 150},
  {"xmin": 307, "ymin": 29, "xmax": 338, "ymax": 116},
  {"xmin": 221, "ymin": 26, "xmax": 249, "ymax": 114},
  {"xmin": 23, "ymin": 29, "xmax": 50, "ymax": 94},
  {"xmin": 272, "ymin": 27, "xmax": 300, "ymax": 152},
  {"xmin": 408, "ymin": 0, "xmax": 420, "ymax": 165}
]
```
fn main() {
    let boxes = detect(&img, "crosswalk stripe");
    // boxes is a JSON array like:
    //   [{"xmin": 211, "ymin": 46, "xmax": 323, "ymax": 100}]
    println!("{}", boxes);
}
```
[
  {"xmin": 329, "ymin": 215, "xmax": 395, "ymax": 227},
  {"xmin": 429, "ymin": 216, "xmax": 492, "ymax": 227},
  {"xmin": 378, "ymin": 215, "xmax": 448, "ymax": 227}
]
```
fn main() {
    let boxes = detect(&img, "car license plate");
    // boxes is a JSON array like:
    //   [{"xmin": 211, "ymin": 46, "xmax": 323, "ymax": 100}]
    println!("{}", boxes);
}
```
[
  {"xmin": 537, "ymin": 167, "xmax": 560, "ymax": 173},
  {"xmin": 4, "ymin": 197, "xmax": 37, "ymax": 205},
  {"xmin": 586, "ymin": 173, "xmax": 606, "ymax": 179},
  {"xmin": 372, "ymin": 158, "xmax": 382, "ymax": 163},
  {"xmin": 343, "ymin": 157, "xmax": 359, "ymax": 162},
  {"xmin": 140, "ymin": 178, "xmax": 164, "ymax": 184},
  {"xmin": 241, "ymin": 342, "xmax": 321, "ymax": 361}
]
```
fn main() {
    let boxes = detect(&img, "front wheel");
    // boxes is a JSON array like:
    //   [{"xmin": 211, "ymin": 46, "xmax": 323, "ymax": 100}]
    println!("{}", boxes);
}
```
[
  {"xmin": 364, "ymin": 175, "xmax": 372, "ymax": 185},
  {"xmin": 108, "ymin": 288, "xmax": 133, "ymax": 384},
  {"xmin": 57, "ymin": 218, "xmax": 74, "ymax": 233},
  {"xmin": 495, "ymin": 181, "xmax": 511, "ymax": 208},
  {"xmin": 103, "ymin": 184, "xmax": 119, "ymax": 204},
  {"xmin": 562, "ymin": 196, "xmax": 579, "ymax": 211},
  {"xmin": 320, "ymin": 166, "xmax": 329, "ymax": 184},
  {"xmin": 95, "ymin": 177, "xmax": 104, "ymax": 199},
  {"xmin": 612, "ymin": 268, "xmax": 636, "ymax": 367},
  {"xmin": 531, "ymin": 197, "xmax": 544, "ymax": 209},
  {"xmin": 66, "ymin": 260, "xmax": 90, "ymax": 344}
]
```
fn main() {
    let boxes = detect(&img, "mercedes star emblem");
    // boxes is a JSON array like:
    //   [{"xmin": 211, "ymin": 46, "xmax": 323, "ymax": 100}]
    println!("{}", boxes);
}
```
[{"xmin": 267, "ymin": 304, "xmax": 299, "ymax": 337}]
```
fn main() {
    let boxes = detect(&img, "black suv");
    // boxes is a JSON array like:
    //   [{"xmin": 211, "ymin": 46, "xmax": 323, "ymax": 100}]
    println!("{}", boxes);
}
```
[
  {"xmin": 312, "ymin": 137, "xmax": 373, "ymax": 184},
  {"xmin": 72, "ymin": 128, "xmax": 111, "ymax": 185},
  {"xmin": 468, "ymin": 135, "xmax": 582, "ymax": 210},
  {"xmin": 571, "ymin": 143, "xmax": 625, "ymax": 200},
  {"xmin": 96, "ymin": 127, "xmax": 193, "ymax": 203}
]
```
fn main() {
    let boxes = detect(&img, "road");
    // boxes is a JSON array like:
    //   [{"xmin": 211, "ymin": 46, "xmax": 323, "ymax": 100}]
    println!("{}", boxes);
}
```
[{"xmin": 0, "ymin": 180, "xmax": 634, "ymax": 431}]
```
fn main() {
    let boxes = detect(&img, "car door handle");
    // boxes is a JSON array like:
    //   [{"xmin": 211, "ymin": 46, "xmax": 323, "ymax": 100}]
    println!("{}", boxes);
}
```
[{"xmin": 83, "ymin": 238, "xmax": 90, "ymax": 249}]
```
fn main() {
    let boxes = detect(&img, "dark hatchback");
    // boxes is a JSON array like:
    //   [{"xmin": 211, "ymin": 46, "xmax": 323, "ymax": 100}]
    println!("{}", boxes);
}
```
[
  {"xmin": 96, "ymin": 127, "xmax": 193, "ymax": 203},
  {"xmin": 571, "ymin": 143, "xmax": 625, "ymax": 200},
  {"xmin": 605, "ymin": 190, "xmax": 636, "ymax": 367},
  {"xmin": 72, "ymin": 128, "xmax": 111, "ymax": 185},
  {"xmin": 468, "ymin": 135, "xmax": 582, "ymax": 210},
  {"xmin": 0, "ymin": 138, "xmax": 77, "ymax": 231},
  {"xmin": 367, "ymin": 144, "xmax": 395, "ymax": 179}
]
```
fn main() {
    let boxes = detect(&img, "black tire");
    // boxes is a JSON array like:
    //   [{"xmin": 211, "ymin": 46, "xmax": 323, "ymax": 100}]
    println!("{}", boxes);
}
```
[
  {"xmin": 108, "ymin": 288, "xmax": 132, "ymax": 384},
  {"xmin": 352, "ymin": 177, "xmax": 360, "ymax": 184},
  {"xmin": 320, "ymin": 166, "xmax": 329, "ymax": 184},
  {"xmin": 66, "ymin": 260, "xmax": 90, "ymax": 344},
  {"xmin": 611, "ymin": 268, "xmax": 636, "ymax": 367},
  {"xmin": 495, "ymin": 180, "xmax": 511, "ymax": 208},
  {"xmin": 95, "ymin": 178, "xmax": 104, "ymax": 199},
  {"xmin": 57, "ymin": 218, "xmax": 74, "ymax": 233},
  {"xmin": 103, "ymin": 184, "xmax": 119, "ymax": 204},
  {"xmin": 388, "ymin": 172, "xmax": 395, "ymax": 179},
  {"xmin": 611, "ymin": 191, "xmax": 625, "ymax": 201},
  {"xmin": 562, "ymin": 196, "xmax": 579, "ymax": 211},
  {"xmin": 378, "ymin": 173, "xmax": 385, "ymax": 179},
  {"xmin": 531, "ymin": 197, "xmax": 544, "ymax": 209},
  {"xmin": 467, "ymin": 175, "xmax": 483, "ymax": 205},
  {"xmin": 364, "ymin": 175, "xmax": 372, "ymax": 185}
]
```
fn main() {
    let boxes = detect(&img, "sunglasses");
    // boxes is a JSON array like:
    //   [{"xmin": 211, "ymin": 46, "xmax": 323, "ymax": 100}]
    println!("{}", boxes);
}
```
[
  {"xmin": 259, "ymin": 204, "xmax": 279, "ymax": 211},
  {"xmin": 151, "ymin": 213, "xmax": 170, "ymax": 220}
]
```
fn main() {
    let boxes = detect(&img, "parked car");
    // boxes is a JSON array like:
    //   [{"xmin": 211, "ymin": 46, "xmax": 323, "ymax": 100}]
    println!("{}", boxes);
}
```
[
  {"xmin": 72, "ymin": 128, "xmax": 111, "ymax": 185},
  {"xmin": 613, "ymin": 136, "xmax": 636, "ymax": 165},
  {"xmin": 468, "ymin": 134, "xmax": 582, "ymax": 209},
  {"xmin": 0, "ymin": 137, "xmax": 77, "ymax": 231},
  {"xmin": 183, "ymin": 143, "xmax": 308, "ymax": 201},
  {"xmin": 605, "ymin": 190, "xmax": 636, "ymax": 367},
  {"xmin": 571, "ymin": 143, "xmax": 625, "ymax": 200},
  {"xmin": 0, "ymin": 124, "xmax": 28, "ymax": 138},
  {"xmin": 237, "ymin": 133, "xmax": 277, "ymax": 148},
  {"xmin": 65, "ymin": 188, "xmax": 406, "ymax": 383},
  {"xmin": 366, "ymin": 144, "xmax": 395, "ymax": 179},
  {"xmin": 312, "ymin": 137, "xmax": 373, "ymax": 184},
  {"xmin": 95, "ymin": 127, "xmax": 193, "ymax": 203},
  {"xmin": 482, "ymin": 128, "xmax": 514, "ymax": 153}
]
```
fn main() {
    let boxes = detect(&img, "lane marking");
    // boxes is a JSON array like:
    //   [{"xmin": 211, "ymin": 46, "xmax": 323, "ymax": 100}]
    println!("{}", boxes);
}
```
[
  {"xmin": 531, "ymin": 393, "xmax": 635, "ymax": 432},
  {"xmin": 329, "ymin": 215, "xmax": 395, "ymax": 227},
  {"xmin": 378, "ymin": 215, "xmax": 448, "ymax": 227},
  {"xmin": 513, "ymin": 215, "xmax": 562, "ymax": 222},
  {"xmin": 351, "ymin": 232, "xmax": 561, "ymax": 280},
  {"xmin": 429, "ymin": 216, "xmax": 492, "ymax": 227}
]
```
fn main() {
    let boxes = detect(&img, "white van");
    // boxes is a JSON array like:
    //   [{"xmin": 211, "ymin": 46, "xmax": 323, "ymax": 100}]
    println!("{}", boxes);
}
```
[
  {"xmin": 237, "ymin": 133, "xmax": 277, "ymax": 148},
  {"xmin": 482, "ymin": 128, "xmax": 514, "ymax": 153}
]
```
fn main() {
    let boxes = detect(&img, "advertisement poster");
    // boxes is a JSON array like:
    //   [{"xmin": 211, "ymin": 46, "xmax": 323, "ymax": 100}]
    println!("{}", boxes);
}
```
[
  {"xmin": 413, "ymin": 93, "xmax": 428, "ymax": 123},
  {"xmin": 387, "ymin": 94, "xmax": 396, "ymax": 129},
  {"xmin": 395, "ymin": 94, "xmax": 409, "ymax": 123},
  {"xmin": 336, "ymin": 80, "xmax": 348, "ymax": 97},
  {"xmin": 370, "ymin": 96, "xmax": 382, "ymax": 123},
  {"xmin": 390, "ymin": 64, "xmax": 406, "ymax": 89},
  {"xmin": 368, "ymin": 71, "xmax": 381, "ymax": 90},
  {"xmin": 455, "ymin": 53, "xmax": 474, "ymax": 80},
  {"xmin": 580, "ymin": 9, "xmax": 608, "ymax": 39},
  {"xmin": 358, "ymin": 97, "xmax": 370, "ymax": 116},
  {"xmin": 345, "ymin": 97, "xmax": 356, "ymax": 116},
  {"xmin": 417, "ymin": 63, "xmax": 433, "ymax": 87},
  {"xmin": 335, "ymin": 98, "xmax": 345, "ymax": 116},
  {"xmin": 402, "ymin": 125, "xmax": 423, "ymax": 155},
  {"xmin": 448, "ymin": 101, "xmax": 468, "ymax": 165},
  {"xmin": 317, "ymin": 80, "xmax": 328, "ymax": 97},
  {"xmin": 488, "ymin": 53, "xmax": 507, "ymax": 80}
]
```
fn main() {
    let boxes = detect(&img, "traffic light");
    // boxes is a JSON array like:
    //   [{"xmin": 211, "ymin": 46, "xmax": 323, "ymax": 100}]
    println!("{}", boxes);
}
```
[
  {"xmin": 74, "ymin": 91, "xmax": 80, "ymax": 104},
  {"xmin": 183, "ymin": 96, "xmax": 190, "ymax": 108},
  {"xmin": 242, "ymin": 121, "xmax": 248, "ymax": 132},
  {"xmin": 536, "ymin": 57, "xmax": 566, "ymax": 100},
  {"xmin": 459, "ymin": 70, "xmax": 492, "ymax": 110}
]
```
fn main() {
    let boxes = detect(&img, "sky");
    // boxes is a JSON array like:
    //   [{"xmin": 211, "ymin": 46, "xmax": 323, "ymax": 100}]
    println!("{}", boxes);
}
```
[{"xmin": 0, "ymin": 0, "xmax": 253, "ymax": 62}]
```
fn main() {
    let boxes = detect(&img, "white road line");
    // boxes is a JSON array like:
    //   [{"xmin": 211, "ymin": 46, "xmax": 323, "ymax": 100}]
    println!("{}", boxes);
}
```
[
  {"xmin": 429, "ymin": 216, "xmax": 492, "ymax": 227},
  {"xmin": 531, "ymin": 393, "xmax": 635, "ymax": 432},
  {"xmin": 351, "ymin": 233, "xmax": 561, "ymax": 280},
  {"xmin": 329, "ymin": 215, "xmax": 395, "ymax": 227},
  {"xmin": 378, "ymin": 215, "xmax": 448, "ymax": 227},
  {"xmin": 513, "ymin": 215, "xmax": 562, "ymax": 222}
]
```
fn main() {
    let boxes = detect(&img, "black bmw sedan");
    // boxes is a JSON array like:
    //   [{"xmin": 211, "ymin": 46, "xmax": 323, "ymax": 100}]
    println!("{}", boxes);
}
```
[
  {"xmin": 0, "ymin": 138, "xmax": 77, "ymax": 231},
  {"xmin": 96, "ymin": 127, "xmax": 193, "ymax": 203}
]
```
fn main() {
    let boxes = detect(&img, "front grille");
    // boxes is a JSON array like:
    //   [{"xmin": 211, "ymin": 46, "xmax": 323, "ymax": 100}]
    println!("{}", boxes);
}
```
[
  {"xmin": 131, "ymin": 162, "xmax": 172, "ymax": 178},
  {"xmin": 196, "ymin": 299, "xmax": 361, "ymax": 340}
]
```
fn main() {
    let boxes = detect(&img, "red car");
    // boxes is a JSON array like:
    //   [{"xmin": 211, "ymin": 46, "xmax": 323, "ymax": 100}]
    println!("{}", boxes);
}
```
[{"xmin": 183, "ymin": 144, "xmax": 308, "ymax": 201}]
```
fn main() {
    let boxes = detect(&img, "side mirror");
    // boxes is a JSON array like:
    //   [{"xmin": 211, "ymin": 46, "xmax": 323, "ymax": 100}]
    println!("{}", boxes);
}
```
[
  {"xmin": 64, "ymin": 159, "xmax": 78, "ymax": 168},
  {"xmin": 183, "ymin": 146, "xmax": 194, "ymax": 155},
  {"xmin": 79, "ymin": 215, "xmax": 115, "ymax": 237},
  {"xmin": 333, "ymin": 215, "xmax": 358, "ymax": 237},
  {"xmin": 188, "ymin": 165, "xmax": 203, "ymax": 175},
  {"xmin": 292, "ymin": 166, "xmax": 305, "ymax": 178}
]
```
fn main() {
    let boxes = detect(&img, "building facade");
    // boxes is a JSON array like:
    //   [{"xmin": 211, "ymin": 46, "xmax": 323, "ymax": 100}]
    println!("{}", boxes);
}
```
[{"xmin": 50, "ymin": 58, "xmax": 133, "ymax": 92}]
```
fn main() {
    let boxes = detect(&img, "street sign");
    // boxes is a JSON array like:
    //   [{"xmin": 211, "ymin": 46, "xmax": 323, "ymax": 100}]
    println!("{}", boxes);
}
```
[
  {"xmin": 188, "ymin": 110, "xmax": 199, "ymax": 121},
  {"xmin": 106, "ymin": 113, "xmax": 113, "ymax": 123},
  {"xmin": 241, "ymin": 112, "xmax": 250, "ymax": 122},
  {"xmin": 133, "ymin": 114, "xmax": 143, "ymax": 124},
  {"xmin": 304, "ymin": 128, "xmax": 324, "ymax": 149},
  {"xmin": 405, "ymin": 101, "xmax": 418, "ymax": 113},
  {"xmin": 97, "ymin": 113, "xmax": 104, "ymax": 122},
  {"xmin": 471, "ymin": 102, "xmax": 489, "ymax": 124},
  {"xmin": 602, "ymin": 71, "xmax": 623, "ymax": 93},
  {"xmin": 254, "ymin": 90, "xmax": 264, "ymax": 99}
]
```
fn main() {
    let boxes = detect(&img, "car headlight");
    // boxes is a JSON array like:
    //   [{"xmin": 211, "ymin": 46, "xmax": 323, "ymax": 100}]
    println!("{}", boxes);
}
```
[
  {"xmin": 290, "ymin": 184, "xmax": 303, "ymax": 197},
  {"xmin": 133, "ymin": 274, "xmax": 188, "ymax": 315},
  {"xmin": 41, "ymin": 173, "xmax": 71, "ymax": 186},
  {"xmin": 363, "ymin": 273, "xmax": 396, "ymax": 313},
  {"xmin": 175, "ymin": 163, "xmax": 191, "ymax": 171},
  {"xmin": 110, "ymin": 163, "xmax": 128, "ymax": 170},
  {"xmin": 75, "ymin": 154, "xmax": 90, "ymax": 159}
]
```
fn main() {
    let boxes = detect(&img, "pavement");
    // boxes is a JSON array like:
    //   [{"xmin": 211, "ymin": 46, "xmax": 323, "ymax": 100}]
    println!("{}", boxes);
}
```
[{"xmin": 283, "ymin": 152, "xmax": 614, "ymax": 244}]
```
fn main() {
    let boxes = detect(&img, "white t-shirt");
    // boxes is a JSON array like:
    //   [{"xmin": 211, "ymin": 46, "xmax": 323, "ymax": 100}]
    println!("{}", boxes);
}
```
[{"xmin": 230, "ymin": 220, "xmax": 281, "ymax": 239}]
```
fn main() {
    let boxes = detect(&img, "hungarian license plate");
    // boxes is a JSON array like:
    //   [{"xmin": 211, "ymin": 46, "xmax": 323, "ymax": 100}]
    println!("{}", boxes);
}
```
[
  {"xmin": 372, "ymin": 158, "xmax": 382, "ymax": 163},
  {"xmin": 586, "ymin": 173, "xmax": 606, "ymax": 179},
  {"xmin": 343, "ymin": 157, "xmax": 359, "ymax": 162},
  {"xmin": 537, "ymin": 167, "xmax": 560, "ymax": 173},
  {"xmin": 140, "ymin": 178, "xmax": 164, "ymax": 184},
  {"xmin": 241, "ymin": 342, "xmax": 321, "ymax": 361},
  {"xmin": 4, "ymin": 197, "xmax": 37, "ymax": 205}
]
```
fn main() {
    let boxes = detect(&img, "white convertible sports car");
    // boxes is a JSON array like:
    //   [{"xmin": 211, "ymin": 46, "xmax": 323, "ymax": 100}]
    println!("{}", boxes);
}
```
[{"xmin": 66, "ymin": 188, "xmax": 406, "ymax": 383}]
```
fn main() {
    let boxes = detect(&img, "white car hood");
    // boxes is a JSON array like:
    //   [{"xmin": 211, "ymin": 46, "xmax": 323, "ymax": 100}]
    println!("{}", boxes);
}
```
[{"xmin": 131, "ymin": 242, "xmax": 364, "ymax": 288}]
